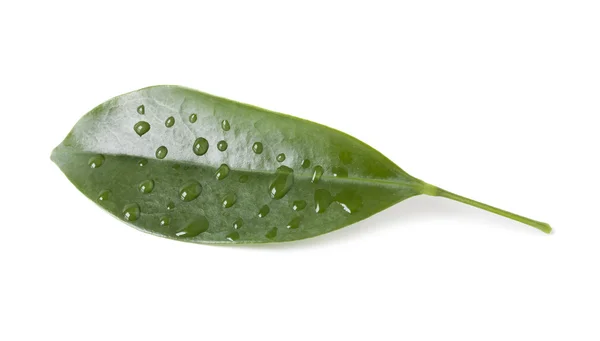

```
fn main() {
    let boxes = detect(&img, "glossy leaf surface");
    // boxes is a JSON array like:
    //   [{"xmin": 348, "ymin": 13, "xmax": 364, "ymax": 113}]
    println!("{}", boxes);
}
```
[{"xmin": 51, "ymin": 85, "xmax": 551, "ymax": 244}]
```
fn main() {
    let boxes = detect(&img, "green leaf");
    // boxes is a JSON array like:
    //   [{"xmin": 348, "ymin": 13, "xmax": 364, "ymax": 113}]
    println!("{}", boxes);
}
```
[{"xmin": 51, "ymin": 85, "xmax": 551, "ymax": 244}]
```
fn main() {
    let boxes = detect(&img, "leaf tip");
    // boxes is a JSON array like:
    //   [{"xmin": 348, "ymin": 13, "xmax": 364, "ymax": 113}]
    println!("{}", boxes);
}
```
[
  {"xmin": 50, "ymin": 144, "xmax": 65, "ymax": 167},
  {"xmin": 50, "ymin": 146, "xmax": 59, "ymax": 164}
]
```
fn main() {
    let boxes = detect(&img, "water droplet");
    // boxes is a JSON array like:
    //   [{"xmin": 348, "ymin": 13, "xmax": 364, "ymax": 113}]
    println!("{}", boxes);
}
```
[
  {"xmin": 88, "ymin": 155, "xmax": 105, "ymax": 169},
  {"xmin": 98, "ymin": 190, "xmax": 111, "ymax": 202},
  {"xmin": 217, "ymin": 140, "xmax": 228, "ymax": 151},
  {"xmin": 269, "ymin": 166, "xmax": 294, "ymax": 200},
  {"xmin": 138, "ymin": 179, "xmax": 155, "ymax": 194},
  {"xmin": 335, "ymin": 189, "xmax": 363, "ymax": 214},
  {"xmin": 172, "ymin": 164, "xmax": 181, "ymax": 170},
  {"xmin": 332, "ymin": 166, "xmax": 348, "ymax": 178},
  {"xmin": 215, "ymin": 164, "xmax": 230, "ymax": 180},
  {"xmin": 252, "ymin": 142, "xmax": 263, "ymax": 154},
  {"xmin": 292, "ymin": 200, "xmax": 306, "ymax": 211},
  {"xmin": 123, "ymin": 203, "xmax": 141, "ymax": 221},
  {"xmin": 137, "ymin": 159, "xmax": 148, "ymax": 167},
  {"xmin": 265, "ymin": 227, "xmax": 278, "ymax": 240},
  {"xmin": 179, "ymin": 181, "xmax": 202, "ymax": 201},
  {"xmin": 175, "ymin": 216, "xmax": 209, "ymax": 238},
  {"xmin": 314, "ymin": 189, "xmax": 333, "ymax": 213},
  {"xmin": 134, "ymin": 121, "xmax": 151, "ymax": 136},
  {"xmin": 311, "ymin": 166, "xmax": 324, "ymax": 183},
  {"xmin": 239, "ymin": 175, "xmax": 249, "ymax": 183},
  {"xmin": 155, "ymin": 146, "xmax": 168, "ymax": 159},
  {"xmin": 233, "ymin": 218, "xmax": 244, "ymax": 229},
  {"xmin": 189, "ymin": 114, "xmax": 197, "ymax": 123},
  {"xmin": 222, "ymin": 193, "xmax": 237, "ymax": 208},
  {"xmin": 226, "ymin": 231, "xmax": 240, "ymax": 241},
  {"xmin": 165, "ymin": 116, "xmax": 175, "ymax": 127},
  {"xmin": 221, "ymin": 119, "xmax": 230, "ymax": 131},
  {"xmin": 167, "ymin": 201, "xmax": 175, "ymax": 210},
  {"xmin": 339, "ymin": 151, "xmax": 352, "ymax": 164},
  {"xmin": 137, "ymin": 105, "xmax": 145, "ymax": 115},
  {"xmin": 159, "ymin": 216, "xmax": 171, "ymax": 227},
  {"xmin": 286, "ymin": 217, "xmax": 302, "ymax": 229},
  {"xmin": 258, "ymin": 205, "xmax": 270, "ymax": 218},
  {"xmin": 301, "ymin": 159, "xmax": 311, "ymax": 168},
  {"xmin": 276, "ymin": 153, "xmax": 286, "ymax": 162},
  {"xmin": 192, "ymin": 137, "xmax": 209, "ymax": 156}
]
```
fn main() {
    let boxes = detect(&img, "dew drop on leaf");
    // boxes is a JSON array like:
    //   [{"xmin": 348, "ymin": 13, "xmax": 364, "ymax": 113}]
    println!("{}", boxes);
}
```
[
  {"xmin": 215, "ymin": 164, "xmax": 230, "ymax": 180},
  {"xmin": 222, "ymin": 193, "xmax": 237, "ymax": 208},
  {"xmin": 179, "ymin": 181, "xmax": 202, "ymax": 202},
  {"xmin": 258, "ymin": 205, "xmax": 270, "ymax": 218},
  {"xmin": 286, "ymin": 216, "xmax": 301, "ymax": 229},
  {"xmin": 137, "ymin": 159, "xmax": 148, "ymax": 167},
  {"xmin": 269, "ymin": 166, "xmax": 294, "ymax": 199},
  {"xmin": 123, "ymin": 203, "xmax": 141, "ymax": 221},
  {"xmin": 226, "ymin": 231, "xmax": 240, "ymax": 241},
  {"xmin": 335, "ymin": 189, "xmax": 363, "ymax": 214},
  {"xmin": 134, "ymin": 121, "xmax": 151, "ymax": 136},
  {"xmin": 238, "ymin": 175, "xmax": 249, "ymax": 183},
  {"xmin": 137, "ymin": 105, "xmax": 145, "ymax": 115},
  {"xmin": 167, "ymin": 201, "xmax": 175, "ymax": 210},
  {"xmin": 221, "ymin": 119, "xmax": 231, "ymax": 131},
  {"xmin": 301, "ymin": 159, "xmax": 311, "ymax": 168},
  {"xmin": 252, "ymin": 142, "xmax": 263, "ymax": 154},
  {"xmin": 233, "ymin": 218, "xmax": 244, "ymax": 229},
  {"xmin": 276, "ymin": 153, "xmax": 286, "ymax": 162},
  {"xmin": 159, "ymin": 216, "xmax": 171, "ymax": 227},
  {"xmin": 292, "ymin": 200, "xmax": 306, "ymax": 211},
  {"xmin": 265, "ymin": 227, "xmax": 278, "ymax": 240},
  {"xmin": 217, "ymin": 140, "xmax": 228, "ymax": 151},
  {"xmin": 138, "ymin": 179, "xmax": 155, "ymax": 194},
  {"xmin": 189, "ymin": 114, "xmax": 197, "ymax": 123},
  {"xmin": 155, "ymin": 146, "xmax": 168, "ymax": 159},
  {"xmin": 311, "ymin": 165, "xmax": 324, "ymax": 183},
  {"xmin": 98, "ymin": 189, "xmax": 111, "ymax": 202},
  {"xmin": 332, "ymin": 166, "xmax": 348, "ymax": 178},
  {"xmin": 88, "ymin": 155, "xmax": 105, "ymax": 169},
  {"xmin": 165, "ymin": 116, "xmax": 175, "ymax": 127},
  {"xmin": 193, "ymin": 137, "xmax": 209, "ymax": 156},
  {"xmin": 314, "ymin": 189, "xmax": 333, "ymax": 213},
  {"xmin": 175, "ymin": 216, "xmax": 209, "ymax": 238}
]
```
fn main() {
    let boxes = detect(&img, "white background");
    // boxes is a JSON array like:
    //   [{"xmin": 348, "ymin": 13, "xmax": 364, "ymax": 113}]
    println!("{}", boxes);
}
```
[{"xmin": 1, "ymin": 1, "xmax": 599, "ymax": 340}]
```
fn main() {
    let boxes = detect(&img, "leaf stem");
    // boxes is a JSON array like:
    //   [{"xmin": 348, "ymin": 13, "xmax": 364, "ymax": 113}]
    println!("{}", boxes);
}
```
[{"xmin": 422, "ymin": 184, "xmax": 551, "ymax": 234}]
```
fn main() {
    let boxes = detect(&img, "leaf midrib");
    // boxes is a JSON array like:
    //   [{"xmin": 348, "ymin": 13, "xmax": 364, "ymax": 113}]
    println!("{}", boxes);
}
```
[{"xmin": 56, "ymin": 148, "xmax": 425, "ymax": 192}]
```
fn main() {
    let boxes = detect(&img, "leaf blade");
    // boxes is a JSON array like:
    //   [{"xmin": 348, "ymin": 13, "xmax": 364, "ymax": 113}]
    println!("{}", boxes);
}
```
[{"xmin": 52, "ymin": 85, "xmax": 423, "ymax": 243}]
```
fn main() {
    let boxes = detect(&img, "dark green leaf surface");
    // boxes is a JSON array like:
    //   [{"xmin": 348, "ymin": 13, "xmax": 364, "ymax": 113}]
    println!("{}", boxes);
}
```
[{"xmin": 51, "ymin": 85, "xmax": 551, "ymax": 244}]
